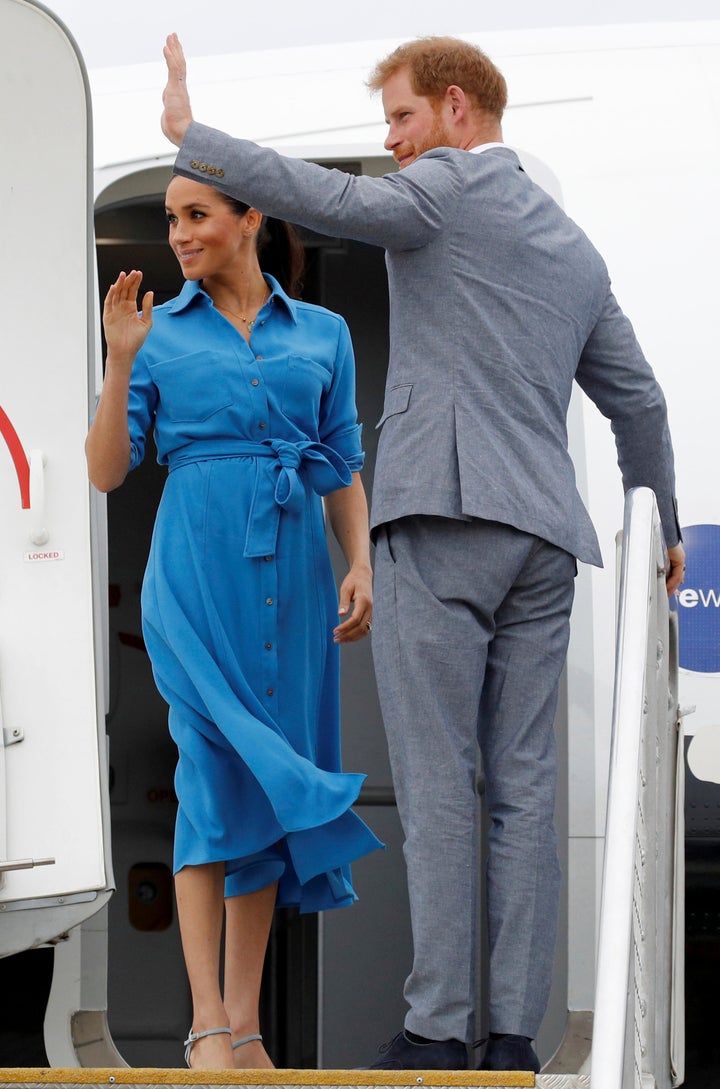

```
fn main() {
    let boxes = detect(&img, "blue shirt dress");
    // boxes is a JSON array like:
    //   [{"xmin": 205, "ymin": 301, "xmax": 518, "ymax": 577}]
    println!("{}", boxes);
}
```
[{"xmin": 126, "ymin": 275, "xmax": 382, "ymax": 912}]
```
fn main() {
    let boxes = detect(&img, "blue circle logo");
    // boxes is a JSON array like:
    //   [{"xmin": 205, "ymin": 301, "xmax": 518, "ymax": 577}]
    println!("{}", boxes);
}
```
[{"xmin": 677, "ymin": 524, "xmax": 720, "ymax": 673}]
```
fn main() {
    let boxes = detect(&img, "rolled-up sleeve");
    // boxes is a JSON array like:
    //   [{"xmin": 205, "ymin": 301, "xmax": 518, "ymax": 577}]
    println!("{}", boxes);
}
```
[
  {"xmin": 127, "ymin": 351, "xmax": 159, "ymax": 470},
  {"xmin": 318, "ymin": 318, "xmax": 364, "ymax": 474}
]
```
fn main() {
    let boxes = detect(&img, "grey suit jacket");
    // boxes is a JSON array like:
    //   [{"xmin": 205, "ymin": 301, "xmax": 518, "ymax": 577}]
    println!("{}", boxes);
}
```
[{"xmin": 176, "ymin": 123, "xmax": 680, "ymax": 565}]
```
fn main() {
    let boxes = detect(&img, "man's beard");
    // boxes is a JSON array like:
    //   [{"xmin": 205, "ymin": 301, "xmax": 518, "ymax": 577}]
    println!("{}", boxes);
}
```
[{"xmin": 416, "ymin": 113, "xmax": 453, "ymax": 157}]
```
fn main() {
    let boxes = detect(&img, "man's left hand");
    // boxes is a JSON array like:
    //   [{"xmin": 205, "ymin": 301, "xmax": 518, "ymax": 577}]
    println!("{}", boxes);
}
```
[{"xmin": 161, "ymin": 33, "xmax": 192, "ymax": 147}]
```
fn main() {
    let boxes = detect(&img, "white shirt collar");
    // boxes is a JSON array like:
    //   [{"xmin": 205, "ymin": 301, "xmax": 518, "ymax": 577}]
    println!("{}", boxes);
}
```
[{"xmin": 469, "ymin": 142, "xmax": 507, "ymax": 154}]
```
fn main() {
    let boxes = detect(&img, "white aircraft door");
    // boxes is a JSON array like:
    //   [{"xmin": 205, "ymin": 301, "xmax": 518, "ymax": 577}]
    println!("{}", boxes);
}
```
[{"xmin": 0, "ymin": 0, "xmax": 112, "ymax": 955}]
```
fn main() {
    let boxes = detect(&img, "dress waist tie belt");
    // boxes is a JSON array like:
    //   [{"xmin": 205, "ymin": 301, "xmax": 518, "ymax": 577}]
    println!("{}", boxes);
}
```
[{"xmin": 168, "ymin": 438, "xmax": 352, "ymax": 558}]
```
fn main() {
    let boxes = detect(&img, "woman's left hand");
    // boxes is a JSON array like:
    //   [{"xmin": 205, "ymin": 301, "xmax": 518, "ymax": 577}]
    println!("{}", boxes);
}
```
[{"xmin": 333, "ymin": 563, "xmax": 373, "ymax": 643}]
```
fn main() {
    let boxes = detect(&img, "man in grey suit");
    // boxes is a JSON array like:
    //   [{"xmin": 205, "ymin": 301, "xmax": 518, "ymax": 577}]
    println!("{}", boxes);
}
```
[{"xmin": 161, "ymin": 34, "xmax": 685, "ymax": 1073}]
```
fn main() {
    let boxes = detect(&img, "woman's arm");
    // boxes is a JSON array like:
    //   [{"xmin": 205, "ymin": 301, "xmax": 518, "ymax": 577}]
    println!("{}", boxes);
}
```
[
  {"xmin": 324, "ymin": 472, "xmax": 373, "ymax": 644},
  {"xmin": 86, "ymin": 271, "xmax": 153, "ymax": 492}
]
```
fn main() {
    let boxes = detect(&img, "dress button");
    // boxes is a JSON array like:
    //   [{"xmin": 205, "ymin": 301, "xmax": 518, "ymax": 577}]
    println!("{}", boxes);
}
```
[
  {"xmin": 251, "ymin": 378, "xmax": 259, "ymax": 387},
  {"xmin": 258, "ymin": 422, "xmax": 266, "ymax": 430},
  {"xmin": 264, "ymin": 555, "xmax": 272, "ymax": 562},
  {"xmin": 265, "ymin": 642, "xmax": 272, "ymax": 650},
  {"xmin": 266, "ymin": 597, "xmax": 273, "ymax": 606},
  {"xmin": 256, "ymin": 355, "xmax": 263, "ymax": 361},
  {"xmin": 267, "ymin": 688, "xmax": 274, "ymax": 697}
]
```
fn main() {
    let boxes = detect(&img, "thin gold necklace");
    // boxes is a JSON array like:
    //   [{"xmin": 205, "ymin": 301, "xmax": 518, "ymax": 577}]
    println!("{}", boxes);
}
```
[{"xmin": 218, "ymin": 291, "xmax": 270, "ymax": 331}]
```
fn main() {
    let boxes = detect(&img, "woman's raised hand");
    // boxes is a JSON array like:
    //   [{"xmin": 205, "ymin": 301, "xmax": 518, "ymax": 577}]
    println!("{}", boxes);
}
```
[{"xmin": 103, "ymin": 270, "xmax": 154, "ymax": 367}]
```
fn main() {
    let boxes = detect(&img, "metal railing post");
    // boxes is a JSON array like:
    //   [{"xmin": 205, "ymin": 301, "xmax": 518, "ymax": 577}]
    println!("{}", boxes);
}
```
[{"xmin": 590, "ymin": 488, "xmax": 682, "ymax": 1089}]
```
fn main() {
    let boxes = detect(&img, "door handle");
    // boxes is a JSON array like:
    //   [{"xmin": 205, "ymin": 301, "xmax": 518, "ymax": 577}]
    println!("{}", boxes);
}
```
[{"xmin": 29, "ymin": 449, "xmax": 49, "ymax": 546}]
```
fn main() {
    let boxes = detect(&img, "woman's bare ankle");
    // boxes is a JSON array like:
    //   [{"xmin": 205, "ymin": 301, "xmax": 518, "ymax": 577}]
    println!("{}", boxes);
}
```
[
  {"xmin": 187, "ymin": 1032, "xmax": 233, "ymax": 1070},
  {"xmin": 231, "ymin": 1035, "xmax": 274, "ymax": 1070}
]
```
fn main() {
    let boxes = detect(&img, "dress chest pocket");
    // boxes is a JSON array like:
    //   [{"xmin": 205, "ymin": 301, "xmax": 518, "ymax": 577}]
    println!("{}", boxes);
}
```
[
  {"xmin": 148, "ymin": 351, "xmax": 234, "ymax": 423},
  {"xmin": 282, "ymin": 354, "xmax": 333, "ymax": 420}
]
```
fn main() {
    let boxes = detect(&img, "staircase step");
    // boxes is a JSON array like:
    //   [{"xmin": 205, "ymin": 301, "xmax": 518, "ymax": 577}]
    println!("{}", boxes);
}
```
[{"xmin": 0, "ymin": 1067, "xmax": 540, "ymax": 1088}]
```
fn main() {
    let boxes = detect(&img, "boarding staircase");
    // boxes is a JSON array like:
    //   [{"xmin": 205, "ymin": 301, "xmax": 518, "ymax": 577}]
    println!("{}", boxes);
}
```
[
  {"xmin": 537, "ymin": 487, "xmax": 685, "ymax": 1089},
  {"xmin": 0, "ymin": 487, "xmax": 684, "ymax": 1087},
  {"xmin": 591, "ymin": 487, "xmax": 684, "ymax": 1089}
]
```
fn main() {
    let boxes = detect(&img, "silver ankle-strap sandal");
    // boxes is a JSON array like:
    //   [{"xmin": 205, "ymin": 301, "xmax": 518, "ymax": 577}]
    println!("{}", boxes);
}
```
[
  {"xmin": 232, "ymin": 1033, "xmax": 263, "ymax": 1050},
  {"xmin": 183, "ymin": 1026, "xmax": 232, "ymax": 1066}
]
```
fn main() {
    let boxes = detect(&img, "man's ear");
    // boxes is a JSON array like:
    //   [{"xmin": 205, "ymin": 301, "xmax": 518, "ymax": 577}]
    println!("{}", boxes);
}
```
[{"xmin": 446, "ymin": 84, "xmax": 467, "ymax": 121}]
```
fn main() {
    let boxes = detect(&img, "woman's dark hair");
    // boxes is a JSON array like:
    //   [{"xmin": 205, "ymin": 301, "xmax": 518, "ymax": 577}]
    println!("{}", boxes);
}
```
[{"xmin": 219, "ymin": 193, "xmax": 305, "ymax": 299}]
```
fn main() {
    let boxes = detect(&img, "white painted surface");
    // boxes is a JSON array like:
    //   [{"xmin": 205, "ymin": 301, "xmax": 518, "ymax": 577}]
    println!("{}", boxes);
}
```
[
  {"xmin": 0, "ymin": 0, "xmax": 107, "ymax": 905},
  {"xmin": 686, "ymin": 725, "xmax": 720, "ymax": 784}
]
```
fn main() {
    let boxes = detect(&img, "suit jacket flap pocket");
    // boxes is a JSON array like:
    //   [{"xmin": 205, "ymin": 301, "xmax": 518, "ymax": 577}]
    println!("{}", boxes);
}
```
[{"xmin": 376, "ymin": 383, "xmax": 413, "ymax": 429}]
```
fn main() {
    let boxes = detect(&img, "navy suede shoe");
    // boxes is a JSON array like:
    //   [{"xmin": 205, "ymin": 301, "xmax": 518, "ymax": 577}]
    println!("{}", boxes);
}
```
[
  {"xmin": 477, "ymin": 1034, "xmax": 540, "ymax": 1073},
  {"xmin": 369, "ymin": 1031, "xmax": 468, "ymax": 1070}
]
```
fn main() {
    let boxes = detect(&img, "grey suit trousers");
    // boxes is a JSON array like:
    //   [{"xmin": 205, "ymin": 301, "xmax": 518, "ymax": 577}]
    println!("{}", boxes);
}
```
[{"xmin": 372, "ymin": 515, "xmax": 576, "ymax": 1042}]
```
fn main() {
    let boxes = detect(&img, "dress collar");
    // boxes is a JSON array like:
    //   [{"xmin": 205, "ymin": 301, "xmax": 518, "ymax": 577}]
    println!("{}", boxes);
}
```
[{"xmin": 168, "ymin": 273, "xmax": 298, "ymax": 324}]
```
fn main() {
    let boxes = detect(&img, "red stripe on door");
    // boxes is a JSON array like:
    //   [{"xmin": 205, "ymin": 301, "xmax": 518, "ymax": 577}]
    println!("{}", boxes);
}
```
[{"xmin": 0, "ymin": 406, "xmax": 31, "ymax": 509}]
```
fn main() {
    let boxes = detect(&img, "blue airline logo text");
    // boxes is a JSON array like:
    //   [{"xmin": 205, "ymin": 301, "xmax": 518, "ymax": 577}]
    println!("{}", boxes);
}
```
[
  {"xmin": 679, "ymin": 588, "xmax": 720, "ymax": 609},
  {"xmin": 676, "ymin": 524, "xmax": 720, "ymax": 674}
]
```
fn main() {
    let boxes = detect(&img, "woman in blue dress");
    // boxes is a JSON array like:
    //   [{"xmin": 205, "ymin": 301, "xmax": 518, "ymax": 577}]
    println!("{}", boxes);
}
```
[{"xmin": 86, "ymin": 175, "xmax": 382, "ymax": 1071}]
